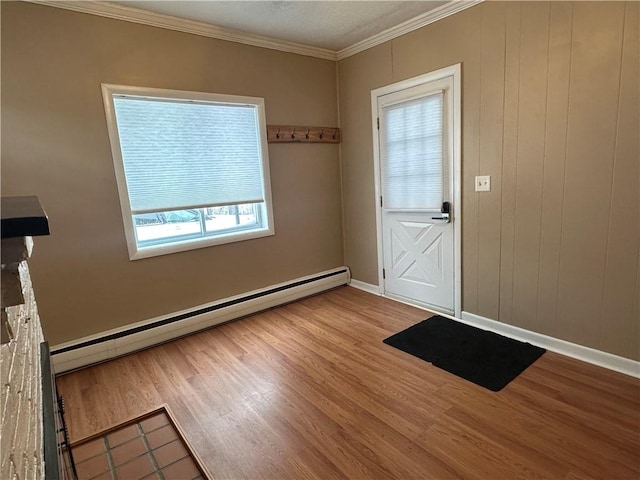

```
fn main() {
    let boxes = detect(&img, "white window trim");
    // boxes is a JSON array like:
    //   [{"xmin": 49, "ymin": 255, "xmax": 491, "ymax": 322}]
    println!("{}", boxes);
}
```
[{"xmin": 101, "ymin": 84, "xmax": 275, "ymax": 260}]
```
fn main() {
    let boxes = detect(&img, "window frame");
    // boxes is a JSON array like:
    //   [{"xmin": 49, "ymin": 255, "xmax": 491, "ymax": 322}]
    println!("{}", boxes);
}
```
[{"xmin": 101, "ymin": 84, "xmax": 275, "ymax": 260}]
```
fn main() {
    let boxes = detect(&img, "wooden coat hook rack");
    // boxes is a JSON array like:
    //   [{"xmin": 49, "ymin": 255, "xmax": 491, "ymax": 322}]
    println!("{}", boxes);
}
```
[{"xmin": 267, "ymin": 125, "xmax": 341, "ymax": 144}]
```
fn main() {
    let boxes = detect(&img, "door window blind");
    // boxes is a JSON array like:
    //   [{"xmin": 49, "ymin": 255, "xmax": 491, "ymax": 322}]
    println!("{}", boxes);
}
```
[
  {"xmin": 113, "ymin": 96, "xmax": 264, "ymax": 213},
  {"xmin": 381, "ymin": 91, "xmax": 444, "ymax": 210}
]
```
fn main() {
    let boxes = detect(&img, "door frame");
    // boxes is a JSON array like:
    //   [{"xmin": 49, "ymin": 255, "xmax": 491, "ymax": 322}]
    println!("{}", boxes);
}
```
[{"xmin": 371, "ymin": 63, "xmax": 462, "ymax": 318}]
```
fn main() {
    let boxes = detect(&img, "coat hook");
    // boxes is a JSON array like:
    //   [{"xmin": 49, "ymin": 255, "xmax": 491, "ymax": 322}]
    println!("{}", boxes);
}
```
[
  {"xmin": 276, "ymin": 128, "xmax": 280, "ymax": 139},
  {"xmin": 332, "ymin": 129, "xmax": 336, "ymax": 140},
  {"xmin": 319, "ymin": 129, "xmax": 324, "ymax": 139},
  {"xmin": 306, "ymin": 129, "xmax": 310, "ymax": 139},
  {"xmin": 291, "ymin": 128, "xmax": 296, "ymax": 139}
]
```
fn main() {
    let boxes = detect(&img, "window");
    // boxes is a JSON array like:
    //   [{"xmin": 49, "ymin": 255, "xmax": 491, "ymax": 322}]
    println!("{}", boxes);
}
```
[
  {"xmin": 381, "ymin": 91, "xmax": 445, "ymax": 210},
  {"xmin": 102, "ymin": 84, "xmax": 274, "ymax": 259}
]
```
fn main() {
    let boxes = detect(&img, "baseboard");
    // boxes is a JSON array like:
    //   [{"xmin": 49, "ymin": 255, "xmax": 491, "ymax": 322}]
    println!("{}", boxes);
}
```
[
  {"xmin": 51, "ymin": 267, "xmax": 350, "ymax": 373},
  {"xmin": 348, "ymin": 279, "xmax": 381, "ymax": 295},
  {"xmin": 460, "ymin": 311, "xmax": 640, "ymax": 379}
]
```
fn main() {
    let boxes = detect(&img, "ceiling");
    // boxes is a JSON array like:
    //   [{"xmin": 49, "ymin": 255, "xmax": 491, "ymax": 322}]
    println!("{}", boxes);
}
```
[{"xmin": 112, "ymin": 1, "xmax": 450, "ymax": 51}]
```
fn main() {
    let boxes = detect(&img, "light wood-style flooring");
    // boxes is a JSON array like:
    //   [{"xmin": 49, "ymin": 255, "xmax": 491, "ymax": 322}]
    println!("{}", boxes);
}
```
[{"xmin": 57, "ymin": 287, "xmax": 640, "ymax": 479}]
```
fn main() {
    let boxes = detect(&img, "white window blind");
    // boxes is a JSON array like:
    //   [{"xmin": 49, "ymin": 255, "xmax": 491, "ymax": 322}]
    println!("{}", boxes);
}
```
[
  {"xmin": 113, "ymin": 96, "xmax": 265, "ymax": 213},
  {"xmin": 381, "ymin": 91, "xmax": 444, "ymax": 210}
]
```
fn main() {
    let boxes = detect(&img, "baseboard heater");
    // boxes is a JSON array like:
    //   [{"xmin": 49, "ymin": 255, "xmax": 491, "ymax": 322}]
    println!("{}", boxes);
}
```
[{"xmin": 51, "ymin": 267, "xmax": 350, "ymax": 373}]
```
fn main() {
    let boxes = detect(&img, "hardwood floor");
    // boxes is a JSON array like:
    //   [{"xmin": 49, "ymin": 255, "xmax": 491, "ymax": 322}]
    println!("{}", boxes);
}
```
[{"xmin": 56, "ymin": 286, "xmax": 640, "ymax": 479}]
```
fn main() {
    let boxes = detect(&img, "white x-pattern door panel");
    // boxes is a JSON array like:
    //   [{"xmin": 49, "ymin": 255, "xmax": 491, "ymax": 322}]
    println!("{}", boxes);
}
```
[{"xmin": 383, "ymin": 213, "xmax": 453, "ymax": 311}]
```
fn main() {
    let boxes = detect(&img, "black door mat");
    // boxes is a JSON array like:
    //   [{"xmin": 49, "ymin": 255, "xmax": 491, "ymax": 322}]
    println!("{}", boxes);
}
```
[{"xmin": 383, "ymin": 316, "xmax": 546, "ymax": 391}]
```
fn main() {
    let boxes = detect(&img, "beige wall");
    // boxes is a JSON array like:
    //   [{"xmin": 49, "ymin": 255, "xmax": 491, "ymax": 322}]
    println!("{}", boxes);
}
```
[
  {"xmin": 339, "ymin": 2, "xmax": 639, "ymax": 360},
  {"xmin": 1, "ymin": 2, "xmax": 343, "ymax": 345},
  {"xmin": 3, "ymin": 2, "xmax": 638, "ymax": 362}
]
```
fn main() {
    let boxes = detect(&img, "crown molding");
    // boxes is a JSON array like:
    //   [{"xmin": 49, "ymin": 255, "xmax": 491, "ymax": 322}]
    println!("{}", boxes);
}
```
[
  {"xmin": 26, "ymin": 0, "xmax": 483, "ymax": 63},
  {"xmin": 336, "ymin": 0, "xmax": 484, "ymax": 60},
  {"xmin": 26, "ymin": 0, "xmax": 338, "ymax": 61}
]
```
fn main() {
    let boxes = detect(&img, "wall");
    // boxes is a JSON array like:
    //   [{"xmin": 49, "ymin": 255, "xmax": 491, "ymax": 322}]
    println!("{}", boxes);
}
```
[
  {"xmin": 1, "ymin": 259, "xmax": 45, "ymax": 479},
  {"xmin": 1, "ymin": 2, "xmax": 343, "ymax": 346},
  {"xmin": 339, "ymin": 1, "xmax": 639, "ymax": 360}
]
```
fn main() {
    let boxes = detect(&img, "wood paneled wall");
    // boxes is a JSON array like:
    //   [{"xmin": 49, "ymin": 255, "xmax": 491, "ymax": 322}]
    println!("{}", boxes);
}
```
[{"xmin": 338, "ymin": 2, "xmax": 639, "ymax": 360}]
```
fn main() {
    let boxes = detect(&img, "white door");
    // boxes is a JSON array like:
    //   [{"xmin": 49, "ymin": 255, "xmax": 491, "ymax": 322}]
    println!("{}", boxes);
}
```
[{"xmin": 375, "ymin": 72, "xmax": 458, "ymax": 315}]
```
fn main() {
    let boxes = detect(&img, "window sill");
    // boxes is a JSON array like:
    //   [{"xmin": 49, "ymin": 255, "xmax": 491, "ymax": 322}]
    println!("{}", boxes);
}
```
[{"xmin": 128, "ymin": 227, "xmax": 274, "ymax": 260}]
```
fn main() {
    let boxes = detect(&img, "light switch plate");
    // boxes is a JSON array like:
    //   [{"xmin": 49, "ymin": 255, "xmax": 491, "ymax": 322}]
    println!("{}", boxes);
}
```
[{"xmin": 475, "ymin": 175, "xmax": 491, "ymax": 192}]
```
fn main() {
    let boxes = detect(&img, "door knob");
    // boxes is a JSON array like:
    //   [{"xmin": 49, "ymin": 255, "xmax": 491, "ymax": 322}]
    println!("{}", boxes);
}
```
[{"xmin": 431, "ymin": 201, "xmax": 451, "ymax": 223}]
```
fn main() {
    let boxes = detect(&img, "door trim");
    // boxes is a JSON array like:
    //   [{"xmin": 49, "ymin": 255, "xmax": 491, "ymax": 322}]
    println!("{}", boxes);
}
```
[{"xmin": 371, "ymin": 63, "xmax": 462, "ymax": 318}]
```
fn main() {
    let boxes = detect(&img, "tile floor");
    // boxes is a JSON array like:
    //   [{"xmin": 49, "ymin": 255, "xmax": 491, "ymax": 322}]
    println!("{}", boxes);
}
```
[{"xmin": 71, "ymin": 410, "xmax": 206, "ymax": 480}]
